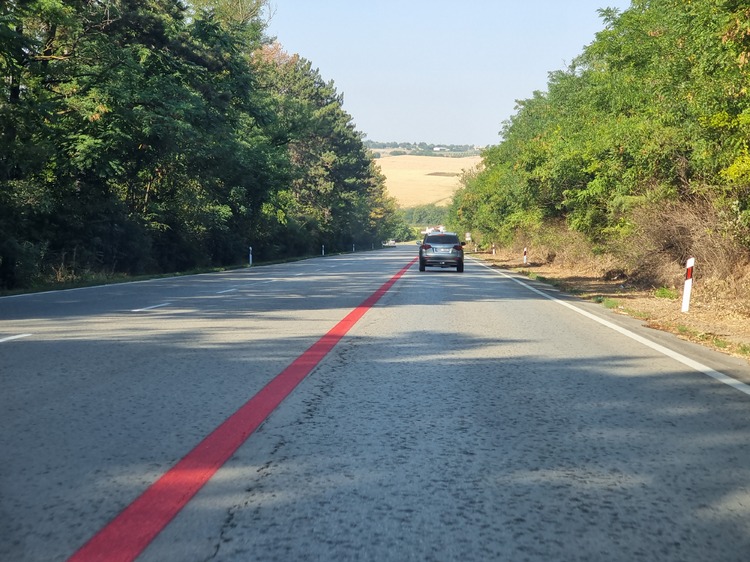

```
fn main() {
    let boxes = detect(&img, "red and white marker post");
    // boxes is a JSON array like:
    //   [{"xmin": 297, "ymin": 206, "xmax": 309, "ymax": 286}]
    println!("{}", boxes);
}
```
[
  {"xmin": 681, "ymin": 257, "xmax": 695, "ymax": 313},
  {"xmin": 523, "ymin": 247, "xmax": 528, "ymax": 265}
]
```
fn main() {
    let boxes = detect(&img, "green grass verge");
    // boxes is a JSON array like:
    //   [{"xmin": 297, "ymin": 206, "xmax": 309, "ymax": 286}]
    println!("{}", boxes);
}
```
[{"xmin": 654, "ymin": 287, "xmax": 679, "ymax": 299}]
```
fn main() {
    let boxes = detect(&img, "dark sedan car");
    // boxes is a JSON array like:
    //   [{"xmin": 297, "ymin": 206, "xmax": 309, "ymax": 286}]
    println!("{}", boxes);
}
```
[{"xmin": 418, "ymin": 232, "xmax": 465, "ymax": 272}]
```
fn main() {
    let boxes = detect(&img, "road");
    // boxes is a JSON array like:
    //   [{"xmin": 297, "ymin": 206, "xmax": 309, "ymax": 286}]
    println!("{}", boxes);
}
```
[{"xmin": 2, "ymin": 246, "xmax": 750, "ymax": 561}]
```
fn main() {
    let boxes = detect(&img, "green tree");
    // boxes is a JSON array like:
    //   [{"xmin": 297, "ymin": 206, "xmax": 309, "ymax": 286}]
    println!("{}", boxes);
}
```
[
  {"xmin": 253, "ymin": 43, "xmax": 403, "ymax": 256},
  {"xmin": 1, "ymin": 0, "xmax": 286, "ymax": 287},
  {"xmin": 450, "ymin": 0, "xmax": 750, "ymax": 257}
]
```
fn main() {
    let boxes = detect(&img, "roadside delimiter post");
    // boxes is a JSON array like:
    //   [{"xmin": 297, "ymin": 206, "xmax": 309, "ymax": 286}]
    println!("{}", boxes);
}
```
[{"xmin": 681, "ymin": 257, "xmax": 695, "ymax": 313}]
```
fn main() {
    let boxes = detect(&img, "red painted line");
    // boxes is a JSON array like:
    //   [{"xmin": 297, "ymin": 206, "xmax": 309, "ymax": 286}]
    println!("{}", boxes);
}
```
[{"xmin": 68, "ymin": 258, "xmax": 416, "ymax": 562}]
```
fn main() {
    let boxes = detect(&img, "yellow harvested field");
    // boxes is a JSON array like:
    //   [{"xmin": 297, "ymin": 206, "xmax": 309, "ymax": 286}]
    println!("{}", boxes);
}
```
[{"xmin": 375, "ymin": 155, "xmax": 482, "ymax": 208}]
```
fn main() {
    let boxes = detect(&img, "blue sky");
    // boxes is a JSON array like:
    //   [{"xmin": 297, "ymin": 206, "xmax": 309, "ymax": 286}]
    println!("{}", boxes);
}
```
[{"xmin": 264, "ymin": 1, "xmax": 633, "ymax": 146}]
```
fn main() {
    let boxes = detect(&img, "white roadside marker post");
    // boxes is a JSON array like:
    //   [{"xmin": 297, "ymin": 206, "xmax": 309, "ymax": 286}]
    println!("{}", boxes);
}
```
[
  {"xmin": 681, "ymin": 257, "xmax": 695, "ymax": 313},
  {"xmin": 248, "ymin": 246, "xmax": 253, "ymax": 267},
  {"xmin": 523, "ymin": 247, "xmax": 528, "ymax": 265}
]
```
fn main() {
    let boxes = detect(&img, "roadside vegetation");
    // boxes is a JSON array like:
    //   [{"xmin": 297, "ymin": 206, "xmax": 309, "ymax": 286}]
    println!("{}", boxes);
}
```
[
  {"xmin": 0, "ymin": 0, "xmax": 408, "ymax": 291},
  {"xmin": 6, "ymin": 0, "xmax": 750, "ymax": 307},
  {"xmin": 449, "ymin": 1, "xmax": 750, "ymax": 302}
]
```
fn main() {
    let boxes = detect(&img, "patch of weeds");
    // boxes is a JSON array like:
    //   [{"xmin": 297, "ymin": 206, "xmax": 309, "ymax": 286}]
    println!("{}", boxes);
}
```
[
  {"xmin": 677, "ymin": 325, "xmax": 696, "ymax": 336},
  {"xmin": 696, "ymin": 332, "xmax": 719, "ymax": 343},
  {"xmin": 654, "ymin": 287, "xmax": 679, "ymax": 299},
  {"xmin": 624, "ymin": 308, "xmax": 650, "ymax": 320},
  {"xmin": 738, "ymin": 344, "xmax": 750, "ymax": 356},
  {"xmin": 593, "ymin": 296, "xmax": 619, "ymax": 309},
  {"xmin": 713, "ymin": 337, "xmax": 729, "ymax": 349}
]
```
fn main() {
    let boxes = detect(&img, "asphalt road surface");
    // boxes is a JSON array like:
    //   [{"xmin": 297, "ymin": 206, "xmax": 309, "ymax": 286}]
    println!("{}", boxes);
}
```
[{"xmin": 2, "ymin": 246, "xmax": 750, "ymax": 561}]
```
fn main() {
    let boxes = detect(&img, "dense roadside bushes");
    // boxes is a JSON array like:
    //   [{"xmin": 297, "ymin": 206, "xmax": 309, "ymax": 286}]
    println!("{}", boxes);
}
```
[
  {"xmin": 0, "ymin": 0, "xmax": 405, "ymax": 290},
  {"xmin": 450, "ymin": 0, "xmax": 750, "ymax": 288}
]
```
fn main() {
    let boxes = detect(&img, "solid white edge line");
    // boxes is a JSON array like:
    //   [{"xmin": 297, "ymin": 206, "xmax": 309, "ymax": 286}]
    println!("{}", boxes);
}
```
[
  {"xmin": 472, "ymin": 259, "xmax": 750, "ymax": 397},
  {"xmin": 131, "ymin": 303, "xmax": 171, "ymax": 312},
  {"xmin": 0, "ymin": 333, "xmax": 32, "ymax": 343}
]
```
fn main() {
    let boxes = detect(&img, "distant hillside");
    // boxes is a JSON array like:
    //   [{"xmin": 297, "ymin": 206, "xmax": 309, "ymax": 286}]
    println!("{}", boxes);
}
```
[{"xmin": 365, "ymin": 141, "xmax": 482, "ymax": 158}]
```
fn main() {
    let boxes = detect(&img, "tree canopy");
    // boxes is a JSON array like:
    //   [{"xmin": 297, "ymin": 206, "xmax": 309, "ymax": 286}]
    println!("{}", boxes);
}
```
[
  {"xmin": 0, "ymin": 0, "xmax": 404, "ymax": 289},
  {"xmin": 450, "ymin": 0, "xmax": 750, "ymax": 277}
]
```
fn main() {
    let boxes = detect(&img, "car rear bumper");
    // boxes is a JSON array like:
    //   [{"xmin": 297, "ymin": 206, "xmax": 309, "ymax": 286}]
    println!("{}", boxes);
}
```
[{"xmin": 421, "ymin": 256, "xmax": 463, "ymax": 266}]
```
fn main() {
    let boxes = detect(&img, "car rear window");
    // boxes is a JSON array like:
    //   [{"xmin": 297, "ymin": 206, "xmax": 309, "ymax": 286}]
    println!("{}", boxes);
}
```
[{"xmin": 425, "ymin": 234, "xmax": 459, "ymax": 244}]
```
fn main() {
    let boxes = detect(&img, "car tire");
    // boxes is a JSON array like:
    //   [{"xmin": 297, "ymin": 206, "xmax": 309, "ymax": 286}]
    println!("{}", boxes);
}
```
[
  {"xmin": 419, "ymin": 260, "xmax": 426, "ymax": 272},
  {"xmin": 456, "ymin": 261, "xmax": 464, "ymax": 273}
]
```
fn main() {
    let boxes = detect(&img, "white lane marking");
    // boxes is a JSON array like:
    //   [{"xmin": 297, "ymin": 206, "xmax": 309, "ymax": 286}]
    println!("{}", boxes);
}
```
[
  {"xmin": 0, "ymin": 333, "xmax": 32, "ymax": 343},
  {"xmin": 217, "ymin": 288, "xmax": 237, "ymax": 294},
  {"xmin": 131, "ymin": 303, "xmax": 171, "ymax": 312},
  {"xmin": 474, "ymin": 259, "xmax": 750, "ymax": 397}
]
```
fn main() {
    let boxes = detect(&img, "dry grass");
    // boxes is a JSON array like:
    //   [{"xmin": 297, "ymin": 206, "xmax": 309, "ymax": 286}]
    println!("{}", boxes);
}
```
[
  {"xmin": 618, "ymin": 196, "xmax": 749, "ymax": 288},
  {"xmin": 376, "ymin": 155, "xmax": 481, "ymax": 208}
]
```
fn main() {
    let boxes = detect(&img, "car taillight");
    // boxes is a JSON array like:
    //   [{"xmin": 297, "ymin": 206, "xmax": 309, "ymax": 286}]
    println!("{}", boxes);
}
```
[
  {"xmin": 421, "ymin": 244, "xmax": 432, "ymax": 250},
  {"xmin": 453, "ymin": 245, "xmax": 463, "ymax": 251}
]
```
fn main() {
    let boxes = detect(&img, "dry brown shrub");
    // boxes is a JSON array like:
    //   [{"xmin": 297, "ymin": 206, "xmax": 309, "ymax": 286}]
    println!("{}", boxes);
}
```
[
  {"xmin": 512, "ymin": 221, "xmax": 621, "ymax": 276},
  {"xmin": 500, "ymin": 196, "xmax": 750, "ymax": 305},
  {"xmin": 622, "ymin": 195, "xmax": 750, "ymax": 291}
]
